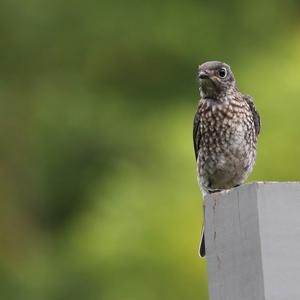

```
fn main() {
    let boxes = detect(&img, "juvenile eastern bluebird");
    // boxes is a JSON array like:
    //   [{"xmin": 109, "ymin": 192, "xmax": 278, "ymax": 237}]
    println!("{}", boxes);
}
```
[{"xmin": 193, "ymin": 61, "xmax": 261, "ymax": 257}]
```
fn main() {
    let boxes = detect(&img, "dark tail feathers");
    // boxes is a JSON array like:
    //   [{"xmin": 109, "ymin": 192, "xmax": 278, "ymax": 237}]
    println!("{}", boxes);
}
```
[{"xmin": 199, "ymin": 227, "xmax": 206, "ymax": 257}]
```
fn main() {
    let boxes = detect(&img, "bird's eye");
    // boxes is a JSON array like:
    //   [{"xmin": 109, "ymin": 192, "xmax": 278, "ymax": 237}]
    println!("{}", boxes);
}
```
[{"xmin": 218, "ymin": 68, "xmax": 227, "ymax": 78}]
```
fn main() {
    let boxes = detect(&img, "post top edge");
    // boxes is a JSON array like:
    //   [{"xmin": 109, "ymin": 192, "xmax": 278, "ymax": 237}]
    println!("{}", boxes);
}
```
[{"xmin": 203, "ymin": 181, "xmax": 300, "ymax": 203}]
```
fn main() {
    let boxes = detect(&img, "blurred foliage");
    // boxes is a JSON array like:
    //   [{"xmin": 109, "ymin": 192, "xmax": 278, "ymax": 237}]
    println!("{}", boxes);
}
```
[{"xmin": 1, "ymin": 0, "xmax": 300, "ymax": 299}]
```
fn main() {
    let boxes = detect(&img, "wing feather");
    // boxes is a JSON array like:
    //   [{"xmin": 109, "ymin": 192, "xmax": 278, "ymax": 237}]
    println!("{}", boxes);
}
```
[
  {"xmin": 243, "ymin": 95, "xmax": 261, "ymax": 136},
  {"xmin": 193, "ymin": 101, "xmax": 202, "ymax": 159}
]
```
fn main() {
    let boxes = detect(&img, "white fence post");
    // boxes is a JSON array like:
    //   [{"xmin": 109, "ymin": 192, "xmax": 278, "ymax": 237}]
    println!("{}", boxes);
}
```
[{"xmin": 204, "ymin": 182, "xmax": 300, "ymax": 300}]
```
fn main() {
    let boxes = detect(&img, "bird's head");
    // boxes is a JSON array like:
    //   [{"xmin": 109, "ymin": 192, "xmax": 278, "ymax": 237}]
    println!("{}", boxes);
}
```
[{"xmin": 198, "ymin": 61, "xmax": 236, "ymax": 100}]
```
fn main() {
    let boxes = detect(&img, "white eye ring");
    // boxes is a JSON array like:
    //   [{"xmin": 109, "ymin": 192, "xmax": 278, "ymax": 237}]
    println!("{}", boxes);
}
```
[{"xmin": 218, "ymin": 67, "xmax": 227, "ymax": 78}]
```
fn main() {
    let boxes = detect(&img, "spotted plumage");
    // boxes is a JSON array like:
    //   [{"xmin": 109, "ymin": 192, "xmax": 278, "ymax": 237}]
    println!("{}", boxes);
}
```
[{"xmin": 193, "ymin": 61, "xmax": 260, "ymax": 257}]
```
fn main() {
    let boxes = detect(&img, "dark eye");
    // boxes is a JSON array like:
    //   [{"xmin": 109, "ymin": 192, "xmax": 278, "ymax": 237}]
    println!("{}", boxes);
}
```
[{"xmin": 218, "ymin": 68, "xmax": 227, "ymax": 78}]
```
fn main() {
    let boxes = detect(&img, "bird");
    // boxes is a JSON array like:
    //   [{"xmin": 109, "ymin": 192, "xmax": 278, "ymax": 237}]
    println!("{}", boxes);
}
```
[{"xmin": 193, "ymin": 61, "xmax": 260, "ymax": 257}]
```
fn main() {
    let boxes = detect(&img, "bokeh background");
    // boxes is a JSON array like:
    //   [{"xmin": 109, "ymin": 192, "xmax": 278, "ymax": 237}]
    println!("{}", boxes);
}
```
[{"xmin": 1, "ymin": 0, "xmax": 300, "ymax": 299}]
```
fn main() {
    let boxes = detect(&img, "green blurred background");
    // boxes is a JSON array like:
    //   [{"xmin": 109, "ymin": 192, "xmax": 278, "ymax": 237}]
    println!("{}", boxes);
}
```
[{"xmin": 1, "ymin": 0, "xmax": 300, "ymax": 299}]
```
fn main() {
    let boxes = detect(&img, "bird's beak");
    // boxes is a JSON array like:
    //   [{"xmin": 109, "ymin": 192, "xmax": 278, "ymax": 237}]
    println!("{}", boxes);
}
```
[{"xmin": 199, "ymin": 70, "xmax": 209, "ymax": 80}]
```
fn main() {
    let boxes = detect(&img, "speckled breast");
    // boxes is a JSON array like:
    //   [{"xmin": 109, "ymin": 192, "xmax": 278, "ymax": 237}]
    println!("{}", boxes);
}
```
[{"xmin": 197, "ymin": 98, "xmax": 257, "ymax": 193}]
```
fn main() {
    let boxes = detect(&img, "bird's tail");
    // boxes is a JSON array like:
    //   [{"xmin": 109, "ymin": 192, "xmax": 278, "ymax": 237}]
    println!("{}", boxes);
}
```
[{"xmin": 199, "ymin": 225, "xmax": 206, "ymax": 257}]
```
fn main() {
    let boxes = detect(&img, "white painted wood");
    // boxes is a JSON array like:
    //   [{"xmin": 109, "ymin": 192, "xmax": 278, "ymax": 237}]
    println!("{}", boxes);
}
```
[{"xmin": 204, "ymin": 182, "xmax": 300, "ymax": 300}]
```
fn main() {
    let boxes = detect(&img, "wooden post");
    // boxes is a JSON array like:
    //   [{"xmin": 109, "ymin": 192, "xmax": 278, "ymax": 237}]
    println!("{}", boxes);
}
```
[{"xmin": 204, "ymin": 182, "xmax": 300, "ymax": 300}]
